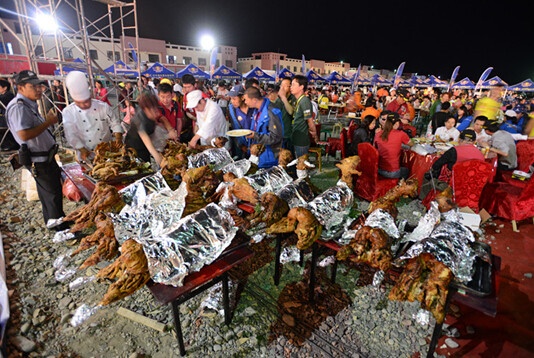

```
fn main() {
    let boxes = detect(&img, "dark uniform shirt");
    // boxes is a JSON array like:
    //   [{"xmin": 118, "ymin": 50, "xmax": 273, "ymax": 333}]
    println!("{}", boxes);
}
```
[{"xmin": 291, "ymin": 95, "xmax": 313, "ymax": 147}]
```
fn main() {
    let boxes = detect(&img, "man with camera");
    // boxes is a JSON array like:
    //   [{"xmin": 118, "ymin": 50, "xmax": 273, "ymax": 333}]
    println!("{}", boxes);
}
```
[{"xmin": 5, "ymin": 70, "xmax": 65, "ymax": 228}]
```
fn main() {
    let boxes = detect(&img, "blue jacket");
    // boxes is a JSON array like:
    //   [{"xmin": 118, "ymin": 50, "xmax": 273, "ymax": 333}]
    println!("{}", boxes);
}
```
[{"xmin": 250, "ymin": 99, "xmax": 283, "ymax": 168}]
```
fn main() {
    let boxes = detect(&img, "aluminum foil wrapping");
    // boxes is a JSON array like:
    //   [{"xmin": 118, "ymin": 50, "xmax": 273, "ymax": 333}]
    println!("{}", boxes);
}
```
[
  {"xmin": 53, "ymin": 250, "xmax": 77, "ymax": 282},
  {"xmin": 247, "ymin": 166, "xmax": 294, "ymax": 195},
  {"xmin": 306, "ymin": 181, "xmax": 354, "ymax": 238},
  {"xmin": 214, "ymin": 182, "xmax": 237, "ymax": 209},
  {"xmin": 318, "ymin": 256, "xmax": 336, "ymax": 267},
  {"xmin": 221, "ymin": 159, "xmax": 251, "ymax": 178},
  {"xmin": 276, "ymin": 178, "xmax": 316, "ymax": 208},
  {"xmin": 52, "ymin": 230, "xmax": 75, "ymax": 243},
  {"xmin": 372, "ymin": 270, "xmax": 385, "ymax": 287},
  {"xmin": 365, "ymin": 209, "xmax": 399, "ymax": 239},
  {"xmin": 71, "ymin": 304, "xmax": 101, "ymax": 327},
  {"xmin": 402, "ymin": 201, "xmax": 441, "ymax": 243},
  {"xmin": 112, "ymin": 181, "xmax": 187, "ymax": 244},
  {"xmin": 119, "ymin": 172, "xmax": 170, "ymax": 207},
  {"xmin": 280, "ymin": 246, "xmax": 301, "ymax": 264},
  {"xmin": 413, "ymin": 309, "xmax": 431, "ymax": 326},
  {"xmin": 144, "ymin": 203, "xmax": 237, "ymax": 287},
  {"xmin": 441, "ymin": 207, "xmax": 463, "ymax": 222},
  {"xmin": 400, "ymin": 220, "xmax": 476, "ymax": 283},
  {"xmin": 188, "ymin": 148, "xmax": 234, "ymax": 171}
]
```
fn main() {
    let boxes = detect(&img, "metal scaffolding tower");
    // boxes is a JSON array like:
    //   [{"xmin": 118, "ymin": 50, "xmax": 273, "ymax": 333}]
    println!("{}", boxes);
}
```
[
  {"xmin": 6, "ymin": 0, "xmax": 141, "ymax": 143},
  {"xmin": 12, "ymin": 0, "xmax": 141, "ymax": 82}
]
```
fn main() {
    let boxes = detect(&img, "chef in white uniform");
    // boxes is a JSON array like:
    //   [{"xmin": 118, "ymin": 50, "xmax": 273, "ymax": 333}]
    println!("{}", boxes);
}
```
[{"xmin": 62, "ymin": 71, "xmax": 123, "ymax": 161}]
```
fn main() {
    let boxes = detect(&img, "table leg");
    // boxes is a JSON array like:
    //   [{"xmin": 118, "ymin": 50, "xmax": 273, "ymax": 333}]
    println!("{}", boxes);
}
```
[
  {"xmin": 331, "ymin": 259, "xmax": 338, "ymax": 283},
  {"xmin": 274, "ymin": 235, "xmax": 282, "ymax": 286},
  {"xmin": 426, "ymin": 287, "xmax": 455, "ymax": 358},
  {"xmin": 309, "ymin": 242, "xmax": 318, "ymax": 302},
  {"xmin": 170, "ymin": 301, "xmax": 186, "ymax": 356},
  {"xmin": 222, "ymin": 272, "xmax": 231, "ymax": 325}
]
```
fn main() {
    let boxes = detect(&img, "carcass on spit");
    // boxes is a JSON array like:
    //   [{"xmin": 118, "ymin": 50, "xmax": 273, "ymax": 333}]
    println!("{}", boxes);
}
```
[
  {"xmin": 248, "ymin": 192, "xmax": 290, "ymax": 227},
  {"xmin": 435, "ymin": 186, "xmax": 455, "ymax": 213},
  {"xmin": 96, "ymin": 239, "xmax": 151, "ymax": 306},
  {"xmin": 182, "ymin": 166, "xmax": 222, "ymax": 216},
  {"xmin": 63, "ymin": 182, "xmax": 124, "ymax": 232},
  {"xmin": 71, "ymin": 212, "xmax": 119, "ymax": 269},
  {"xmin": 335, "ymin": 155, "xmax": 362, "ymax": 189},
  {"xmin": 336, "ymin": 226, "xmax": 392, "ymax": 271},
  {"xmin": 267, "ymin": 207, "xmax": 323, "ymax": 250},
  {"xmin": 221, "ymin": 172, "xmax": 260, "ymax": 205},
  {"xmin": 368, "ymin": 178, "xmax": 418, "ymax": 218},
  {"xmin": 388, "ymin": 253, "xmax": 453, "ymax": 324},
  {"xmin": 278, "ymin": 149, "xmax": 293, "ymax": 169}
]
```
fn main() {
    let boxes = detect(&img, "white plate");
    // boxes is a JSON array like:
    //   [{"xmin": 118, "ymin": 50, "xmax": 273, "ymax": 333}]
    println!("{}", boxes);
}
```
[{"xmin": 227, "ymin": 129, "xmax": 252, "ymax": 137}]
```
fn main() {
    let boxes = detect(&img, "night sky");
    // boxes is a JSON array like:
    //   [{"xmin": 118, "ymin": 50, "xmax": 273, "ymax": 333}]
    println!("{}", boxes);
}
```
[{"xmin": 2, "ymin": 0, "xmax": 533, "ymax": 84}]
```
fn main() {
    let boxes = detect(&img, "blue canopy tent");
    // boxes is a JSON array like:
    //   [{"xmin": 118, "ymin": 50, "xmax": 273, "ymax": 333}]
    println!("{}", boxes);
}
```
[
  {"xmin": 451, "ymin": 77, "xmax": 476, "ymax": 90},
  {"xmin": 351, "ymin": 76, "xmax": 372, "ymax": 86},
  {"xmin": 243, "ymin": 67, "xmax": 275, "ymax": 81},
  {"xmin": 371, "ymin": 74, "xmax": 393, "ymax": 86},
  {"xmin": 175, "ymin": 63, "xmax": 210, "ymax": 79},
  {"xmin": 103, "ymin": 60, "xmax": 138, "ymax": 77},
  {"xmin": 305, "ymin": 69, "xmax": 326, "ymax": 83},
  {"xmin": 507, "ymin": 79, "xmax": 534, "ymax": 92},
  {"xmin": 481, "ymin": 76, "xmax": 508, "ymax": 88},
  {"xmin": 212, "ymin": 65, "xmax": 241, "ymax": 81},
  {"xmin": 325, "ymin": 71, "xmax": 352, "ymax": 85},
  {"xmin": 53, "ymin": 58, "xmax": 86, "ymax": 75},
  {"xmin": 277, "ymin": 68, "xmax": 294, "ymax": 79},
  {"xmin": 422, "ymin": 75, "xmax": 448, "ymax": 88},
  {"xmin": 397, "ymin": 78, "xmax": 413, "ymax": 87},
  {"xmin": 142, "ymin": 62, "xmax": 176, "ymax": 78}
]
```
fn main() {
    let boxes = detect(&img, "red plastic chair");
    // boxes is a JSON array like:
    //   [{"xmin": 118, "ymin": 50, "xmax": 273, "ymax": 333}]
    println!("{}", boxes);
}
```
[
  {"xmin": 347, "ymin": 121, "xmax": 358, "ymax": 144},
  {"xmin": 480, "ymin": 176, "xmax": 534, "ymax": 232},
  {"xmin": 451, "ymin": 159, "xmax": 494, "ymax": 213},
  {"xmin": 354, "ymin": 143, "xmax": 398, "ymax": 201},
  {"xmin": 327, "ymin": 128, "xmax": 347, "ymax": 158},
  {"xmin": 497, "ymin": 139, "xmax": 534, "ymax": 188}
]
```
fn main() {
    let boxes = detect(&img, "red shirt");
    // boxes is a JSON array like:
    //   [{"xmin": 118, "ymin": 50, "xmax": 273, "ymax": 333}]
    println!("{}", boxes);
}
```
[
  {"xmin": 455, "ymin": 144, "xmax": 485, "ymax": 163},
  {"xmin": 386, "ymin": 99, "xmax": 408, "ymax": 118},
  {"xmin": 159, "ymin": 100, "xmax": 183, "ymax": 130},
  {"xmin": 375, "ymin": 130, "xmax": 410, "ymax": 172}
]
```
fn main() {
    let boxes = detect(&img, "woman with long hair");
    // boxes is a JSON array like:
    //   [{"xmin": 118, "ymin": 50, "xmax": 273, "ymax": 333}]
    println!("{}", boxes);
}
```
[
  {"xmin": 94, "ymin": 80, "xmax": 111, "ymax": 106},
  {"xmin": 348, "ymin": 115, "xmax": 376, "ymax": 156},
  {"xmin": 374, "ymin": 113, "xmax": 413, "ymax": 179}
]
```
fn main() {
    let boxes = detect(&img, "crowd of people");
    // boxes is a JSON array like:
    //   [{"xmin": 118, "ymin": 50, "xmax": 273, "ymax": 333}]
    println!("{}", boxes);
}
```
[{"xmin": 2, "ymin": 68, "xmax": 534, "ymax": 231}]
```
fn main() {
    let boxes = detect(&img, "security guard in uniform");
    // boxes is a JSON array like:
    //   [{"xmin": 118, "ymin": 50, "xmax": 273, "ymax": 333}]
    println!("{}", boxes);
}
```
[{"xmin": 6, "ymin": 70, "xmax": 66, "ymax": 228}]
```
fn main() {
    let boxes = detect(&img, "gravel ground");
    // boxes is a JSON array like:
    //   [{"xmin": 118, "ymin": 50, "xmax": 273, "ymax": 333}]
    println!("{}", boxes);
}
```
[{"xmin": 0, "ymin": 154, "xmax": 448, "ymax": 357}]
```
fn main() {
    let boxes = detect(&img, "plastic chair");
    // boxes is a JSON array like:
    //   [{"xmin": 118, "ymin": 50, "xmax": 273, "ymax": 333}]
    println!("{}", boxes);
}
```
[
  {"xmin": 327, "ymin": 127, "xmax": 347, "ymax": 158},
  {"xmin": 330, "ymin": 122, "xmax": 343, "ymax": 139},
  {"xmin": 497, "ymin": 139, "xmax": 534, "ymax": 188},
  {"xmin": 480, "ymin": 175, "xmax": 534, "ymax": 232},
  {"xmin": 451, "ymin": 159, "xmax": 494, "ymax": 213},
  {"xmin": 354, "ymin": 143, "xmax": 398, "ymax": 201}
]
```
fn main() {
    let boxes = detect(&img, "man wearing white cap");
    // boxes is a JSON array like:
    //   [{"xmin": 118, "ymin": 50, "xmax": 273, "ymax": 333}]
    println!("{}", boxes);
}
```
[
  {"xmin": 185, "ymin": 90, "xmax": 227, "ymax": 149},
  {"xmin": 62, "ymin": 71, "xmax": 123, "ymax": 162}
]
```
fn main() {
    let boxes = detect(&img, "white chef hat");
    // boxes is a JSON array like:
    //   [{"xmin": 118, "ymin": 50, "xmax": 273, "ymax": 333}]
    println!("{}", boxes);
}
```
[{"xmin": 65, "ymin": 71, "xmax": 91, "ymax": 101}]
